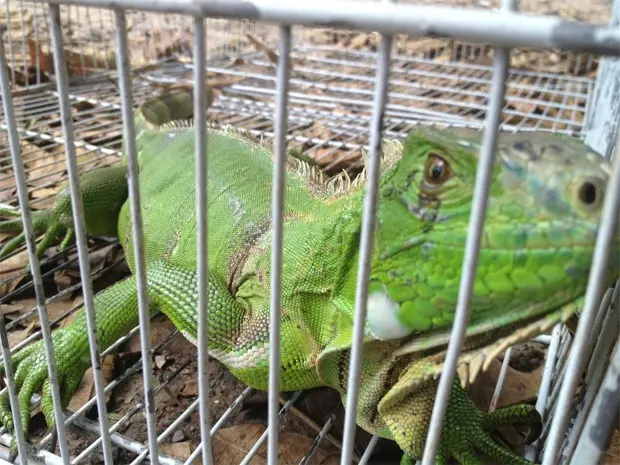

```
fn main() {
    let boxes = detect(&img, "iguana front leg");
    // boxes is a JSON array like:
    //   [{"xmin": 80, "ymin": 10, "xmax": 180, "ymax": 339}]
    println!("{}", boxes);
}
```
[
  {"xmin": 0, "ymin": 275, "xmax": 143, "ymax": 436},
  {"xmin": 319, "ymin": 341, "xmax": 540, "ymax": 465},
  {"xmin": 146, "ymin": 260, "xmax": 322, "ymax": 391},
  {"xmin": 0, "ymin": 165, "xmax": 128, "ymax": 259}
]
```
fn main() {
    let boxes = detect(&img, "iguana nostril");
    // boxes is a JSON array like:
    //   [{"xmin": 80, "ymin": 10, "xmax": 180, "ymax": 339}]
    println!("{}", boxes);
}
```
[{"xmin": 578, "ymin": 181, "xmax": 598, "ymax": 206}]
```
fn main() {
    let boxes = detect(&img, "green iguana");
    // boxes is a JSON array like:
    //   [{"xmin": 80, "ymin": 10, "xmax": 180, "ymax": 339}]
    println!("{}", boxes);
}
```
[{"xmin": 0, "ymin": 90, "xmax": 618, "ymax": 465}]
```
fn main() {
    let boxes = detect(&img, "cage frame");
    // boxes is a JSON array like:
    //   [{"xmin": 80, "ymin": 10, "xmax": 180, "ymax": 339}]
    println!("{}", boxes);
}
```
[{"xmin": 0, "ymin": 0, "xmax": 618, "ymax": 464}]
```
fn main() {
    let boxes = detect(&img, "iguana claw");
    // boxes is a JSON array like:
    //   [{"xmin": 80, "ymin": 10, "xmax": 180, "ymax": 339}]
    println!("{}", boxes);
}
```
[
  {"xmin": 0, "ymin": 205, "xmax": 73, "ymax": 260},
  {"xmin": 398, "ymin": 401, "xmax": 541, "ymax": 465},
  {"xmin": 429, "ymin": 392, "xmax": 541, "ymax": 465},
  {"xmin": 0, "ymin": 329, "xmax": 88, "ymax": 438},
  {"xmin": 379, "ymin": 360, "xmax": 542, "ymax": 465},
  {"xmin": 0, "ymin": 165, "xmax": 128, "ymax": 261}
]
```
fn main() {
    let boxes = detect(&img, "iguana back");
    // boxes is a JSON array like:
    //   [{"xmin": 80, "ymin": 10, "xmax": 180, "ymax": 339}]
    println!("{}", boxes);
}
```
[{"xmin": 120, "ymin": 118, "xmax": 343, "ymax": 290}]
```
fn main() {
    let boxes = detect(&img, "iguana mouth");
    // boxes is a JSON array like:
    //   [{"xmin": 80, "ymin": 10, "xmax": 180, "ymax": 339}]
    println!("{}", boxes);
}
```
[
  {"xmin": 365, "ymin": 283, "xmax": 591, "ymax": 345},
  {"xmin": 392, "ymin": 295, "xmax": 586, "ymax": 360}
]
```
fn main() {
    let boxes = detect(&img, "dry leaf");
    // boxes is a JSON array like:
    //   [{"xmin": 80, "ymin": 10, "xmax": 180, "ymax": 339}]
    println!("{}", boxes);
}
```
[
  {"xmin": 210, "ymin": 425, "xmax": 340, "ymax": 465},
  {"xmin": 0, "ymin": 303, "xmax": 26, "ymax": 318},
  {"xmin": 246, "ymin": 33, "xmax": 279, "ymax": 66},
  {"xmin": 160, "ymin": 442, "xmax": 195, "ymax": 461},
  {"xmin": 602, "ymin": 428, "xmax": 620, "ymax": 465},
  {"xmin": 348, "ymin": 33, "xmax": 374, "ymax": 50},
  {"xmin": 27, "ymin": 38, "xmax": 117, "ymax": 78},
  {"xmin": 126, "ymin": 315, "xmax": 176, "ymax": 353},
  {"xmin": 0, "ymin": 249, "xmax": 29, "ymax": 297},
  {"xmin": 4, "ymin": 297, "xmax": 79, "ymax": 329},
  {"xmin": 180, "ymin": 378, "xmax": 198, "ymax": 398},
  {"xmin": 7, "ymin": 320, "xmax": 36, "ymax": 347},
  {"xmin": 5, "ymin": 65, "xmax": 51, "ymax": 87},
  {"xmin": 53, "ymin": 269, "xmax": 77, "ymax": 292},
  {"xmin": 0, "ymin": 232, "xmax": 12, "ymax": 242},
  {"xmin": 155, "ymin": 355, "xmax": 168, "ymax": 369},
  {"xmin": 31, "ymin": 186, "xmax": 62, "ymax": 200},
  {"xmin": 21, "ymin": 141, "xmax": 67, "ymax": 187},
  {"xmin": 67, "ymin": 354, "xmax": 115, "ymax": 411},
  {"xmin": 0, "ymin": 169, "xmax": 17, "ymax": 203},
  {"xmin": 88, "ymin": 244, "xmax": 122, "ymax": 274},
  {"xmin": 469, "ymin": 357, "xmax": 544, "ymax": 410}
]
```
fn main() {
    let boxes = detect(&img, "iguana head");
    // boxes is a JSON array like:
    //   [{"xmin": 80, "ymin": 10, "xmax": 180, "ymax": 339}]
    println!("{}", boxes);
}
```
[{"xmin": 366, "ymin": 127, "xmax": 619, "ymax": 340}]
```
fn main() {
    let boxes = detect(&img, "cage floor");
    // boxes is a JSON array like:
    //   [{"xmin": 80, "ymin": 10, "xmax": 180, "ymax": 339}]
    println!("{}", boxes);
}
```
[{"xmin": 0, "ymin": 45, "xmax": 610, "ymax": 465}]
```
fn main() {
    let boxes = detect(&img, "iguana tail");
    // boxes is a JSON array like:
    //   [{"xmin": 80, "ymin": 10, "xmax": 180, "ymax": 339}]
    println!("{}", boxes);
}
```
[
  {"xmin": 134, "ymin": 87, "xmax": 321, "ymax": 169},
  {"xmin": 138, "ymin": 90, "xmax": 198, "ymax": 128}
]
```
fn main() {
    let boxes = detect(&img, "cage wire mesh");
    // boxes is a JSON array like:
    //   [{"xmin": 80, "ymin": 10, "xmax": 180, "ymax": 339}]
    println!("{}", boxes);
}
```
[{"xmin": 0, "ymin": 0, "xmax": 618, "ymax": 464}]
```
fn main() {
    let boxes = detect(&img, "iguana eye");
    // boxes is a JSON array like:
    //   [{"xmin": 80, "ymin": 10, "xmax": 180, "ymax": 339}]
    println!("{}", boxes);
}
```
[{"xmin": 424, "ymin": 153, "xmax": 452, "ymax": 185}]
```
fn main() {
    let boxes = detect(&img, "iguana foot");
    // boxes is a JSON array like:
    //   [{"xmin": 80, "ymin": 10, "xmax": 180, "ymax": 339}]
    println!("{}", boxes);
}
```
[
  {"xmin": 0, "ymin": 276, "xmax": 141, "ymax": 440},
  {"xmin": 397, "ymin": 396, "xmax": 541, "ymax": 465},
  {"xmin": 434, "ymin": 389, "xmax": 541, "ymax": 465},
  {"xmin": 0, "ymin": 328, "xmax": 88, "ymax": 436},
  {"xmin": 0, "ymin": 204, "xmax": 69, "ymax": 260},
  {"xmin": 379, "ymin": 361, "xmax": 541, "ymax": 465},
  {"xmin": 0, "ymin": 165, "xmax": 128, "ymax": 261}
]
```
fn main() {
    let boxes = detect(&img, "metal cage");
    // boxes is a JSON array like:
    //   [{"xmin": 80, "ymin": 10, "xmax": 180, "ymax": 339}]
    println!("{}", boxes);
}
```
[{"xmin": 0, "ymin": 0, "xmax": 618, "ymax": 464}]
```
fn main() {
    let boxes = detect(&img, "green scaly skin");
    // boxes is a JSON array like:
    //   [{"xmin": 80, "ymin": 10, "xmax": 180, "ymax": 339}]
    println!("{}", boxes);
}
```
[{"xmin": 1, "ymin": 90, "xmax": 618, "ymax": 464}]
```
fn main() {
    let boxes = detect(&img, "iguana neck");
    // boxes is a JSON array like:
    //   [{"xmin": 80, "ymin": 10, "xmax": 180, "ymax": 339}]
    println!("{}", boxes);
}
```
[{"xmin": 327, "ymin": 183, "xmax": 430, "ymax": 341}]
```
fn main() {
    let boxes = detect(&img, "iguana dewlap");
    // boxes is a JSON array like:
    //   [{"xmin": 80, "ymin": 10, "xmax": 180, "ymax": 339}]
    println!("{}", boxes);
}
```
[{"xmin": 1, "ymin": 90, "xmax": 618, "ymax": 465}]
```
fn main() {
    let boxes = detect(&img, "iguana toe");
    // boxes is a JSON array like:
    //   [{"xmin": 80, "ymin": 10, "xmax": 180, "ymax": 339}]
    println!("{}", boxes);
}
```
[
  {"xmin": 483, "ymin": 404, "xmax": 542, "ymax": 444},
  {"xmin": 16, "ymin": 363, "xmax": 50, "ymax": 434},
  {"xmin": 0, "ymin": 390, "xmax": 15, "ymax": 433},
  {"xmin": 0, "ymin": 231, "xmax": 26, "ymax": 259},
  {"xmin": 439, "ymin": 388, "xmax": 541, "ymax": 465},
  {"xmin": 0, "ymin": 207, "xmax": 69, "ymax": 260},
  {"xmin": 379, "ymin": 359, "xmax": 540, "ymax": 465},
  {"xmin": 0, "ymin": 329, "xmax": 88, "ymax": 438}
]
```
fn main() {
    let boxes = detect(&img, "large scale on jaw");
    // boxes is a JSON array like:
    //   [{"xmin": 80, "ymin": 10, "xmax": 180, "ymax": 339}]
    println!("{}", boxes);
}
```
[{"xmin": 1, "ymin": 90, "xmax": 618, "ymax": 465}]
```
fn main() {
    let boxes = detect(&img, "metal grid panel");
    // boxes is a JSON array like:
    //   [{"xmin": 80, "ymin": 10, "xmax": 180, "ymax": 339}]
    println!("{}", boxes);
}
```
[
  {"xmin": 0, "ymin": 1, "xmax": 618, "ymax": 465},
  {"xmin": 0, "ymin": 0, "xmax": 609, "ymax": 91}
]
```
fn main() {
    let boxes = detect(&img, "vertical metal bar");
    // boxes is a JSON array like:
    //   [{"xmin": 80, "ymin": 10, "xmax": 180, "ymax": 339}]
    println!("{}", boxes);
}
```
[
  {"xmin": 542, "ymin": 128, "xmax": 620, "ymax": 464},
  {"xmin": 569, "ymin": 341, "xmax": 620, "ymax": 465},
  {"xmin": 4, "ymin": 0, "xmax": 15, "ymax": 85},
  {"xmin": 562, "ymin": 283, "xmax": 619, "ymax": 461},
  {"xmin": 0, "ymin": 38, "xmax": 71, "ymax": 464},
  {"xmin": 583, "ymin": 0, "xmax": 620, "ymax": 159},
  {"xmin": 75, "ymin": 7, "xmax": 86, "ymax": 76},
  {"xmin": 421, "ymin": 1, "xmax": 515, "ymax": 463},
  {"xmin": 488, "ymin": 347, "xmax": 512, "ymax": 413},
  {"xmin": 17, "ymin": 0, "xmax": 26, "ymax": 81},
  {"xmin": 113, "ymin": 10, "xmax": 160, "ymax": 465},
  {"xmin": 0, "ymin": 32, "xmax": 30, "ymax": 463},
  {"xmin": 182, "ymin": 387, "xmax": 255, "ymax": 465},
  {"xmin": 0, "ymin": 315, "xmax": 28, "ymax": 461},
  {"xmin": 339, "ymin": 11, "xmax": 393, "ymax": 465},
  {"xmin": 358, "ymin": 436, "xmax": 379, "ymax": 465},
  {"xmin": 524, "ymin": 323, "xmax": 562, "ymax": 461},
  {"xmin": 48, "ymin": 5, "xmax": 115, "ymax": 463},
  {"xmin": 194, "ymin": 14, "xmax": 214, "ymax": 465},
  {"xmin": 267, "ymin": 24, "xmax": 292, "ymax": 465},
  {"xmin": 33, "ymin": 1, "xmax": 41, "ymax": 86},
  {"xmin": 0, "ymin": 48, "xmax": 31, "ymax": 459}
]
